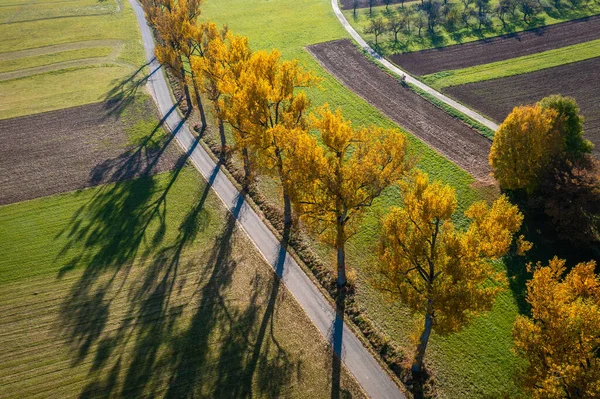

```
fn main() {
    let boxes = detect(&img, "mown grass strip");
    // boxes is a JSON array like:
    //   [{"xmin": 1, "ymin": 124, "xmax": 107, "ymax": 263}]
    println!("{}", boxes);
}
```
[
  {"xmin": 422, "ymin": 39, "xmax": 600, "ymax": 89},
  {"xmin": 407, "ymin": 83, "xmax": 496, "ymax": 139}
]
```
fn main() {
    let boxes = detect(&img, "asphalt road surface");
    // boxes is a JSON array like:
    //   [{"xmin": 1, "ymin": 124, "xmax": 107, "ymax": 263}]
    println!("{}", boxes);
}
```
[{"xmin": 127, "ymin": 0, "xmax": 406, "ymax": 397}]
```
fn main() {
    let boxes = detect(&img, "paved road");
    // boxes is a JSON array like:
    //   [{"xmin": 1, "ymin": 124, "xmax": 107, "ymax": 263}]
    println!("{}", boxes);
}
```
[
  {"xmin": 330, "ymin": 0, "xmax": 499, "ymax": 132},
  {"xmin": 127, "ymin": 0, "xmax": 405, "ymax": 397}
]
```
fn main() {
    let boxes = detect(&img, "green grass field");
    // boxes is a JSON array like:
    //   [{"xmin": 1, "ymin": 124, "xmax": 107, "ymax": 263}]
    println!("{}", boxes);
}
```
[
  {"xmin": 0, "ymin": 0, "xmax": 145, "ymax": 119},
  {"xmin": 0, "ymin": 167, "xmax": 365, "ymax": 398},
  {"xmin": 202, "ymin": 0, "xmax": 527, "ymax": 397},
  {"xmin": 344, "ymin": 0, "xmax": 600, "ymax": 54},
  {"xmin": 421, "ymin": 39, "xmax": 600, "ymax": 89}
]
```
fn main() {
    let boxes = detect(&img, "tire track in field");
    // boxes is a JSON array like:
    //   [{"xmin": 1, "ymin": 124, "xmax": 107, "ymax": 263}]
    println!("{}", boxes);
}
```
[
  {"xmin": 308, "ymin": 39, "xmax": 493, "ymax": 183},
  {"xmin": 0, "ymin": 39, "xmax": 122, "ymax": 61},
  {"xmin": 0, "ymin": 39, "xmax": 131, "ymax": 81}
]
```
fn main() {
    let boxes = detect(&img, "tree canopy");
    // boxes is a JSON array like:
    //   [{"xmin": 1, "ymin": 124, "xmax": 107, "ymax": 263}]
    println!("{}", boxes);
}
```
[
  {"xmin": 376, "ymin": 171, "xmax": 525, "ymax": 373},
  {"xmin": 293, "ymin": 105, "xmax": 411, "ymax": 286},
  {"xmin": 513, "ymin": 257, "xmax": 600, "ymax": 398},
  {"xmin": 489, "ymin": 104, "xmax": 559, "ymax": 193}
]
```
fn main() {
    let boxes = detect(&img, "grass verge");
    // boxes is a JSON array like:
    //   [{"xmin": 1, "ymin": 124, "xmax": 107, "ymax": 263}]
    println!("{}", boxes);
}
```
[{"xmin": 408, "ymin": 83, "xmax": 496, "ymax": 139}]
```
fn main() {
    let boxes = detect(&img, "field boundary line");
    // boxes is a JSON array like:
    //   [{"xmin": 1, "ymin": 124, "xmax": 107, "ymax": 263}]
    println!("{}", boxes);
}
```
[
  {"xmin": 128, "ymin": 0, "xmax": 405, "ymax": 397},
  {"xmin": 330, "ymin": 0, "xmax": 499, "ymax": 132}
]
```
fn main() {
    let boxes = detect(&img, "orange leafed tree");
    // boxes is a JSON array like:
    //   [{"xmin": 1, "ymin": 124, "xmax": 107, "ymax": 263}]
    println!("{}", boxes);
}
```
[
  {"xmin": 219, "ymin": 49, "xmax": 318, "ymax": 225},
  {"xmin": 513, "ymin": 258, "xmax": 600, "ymax": 398},
  {"xmin": 190, "ymin": 22, "xmax": 251, "ymax": 151},
  {"xmin": 293, "ymin": 105, "xmax": 411, "ymax": 287},
  {"xmin": 376, "ymin": 171, "xmax": 525, "ymax": 373},
  {"xmin": 489, "ymin": 104, "xmax": 559, "ymax": 193}
]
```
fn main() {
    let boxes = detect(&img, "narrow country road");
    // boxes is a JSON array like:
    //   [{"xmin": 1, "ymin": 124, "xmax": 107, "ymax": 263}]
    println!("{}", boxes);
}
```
[
  {"xmin": 127, "ymin": 0, "xmax": 405, "ymax": 397},
  {"xmin": 330, "ymin": 0, "xmax": 499, "ymax": 132}
]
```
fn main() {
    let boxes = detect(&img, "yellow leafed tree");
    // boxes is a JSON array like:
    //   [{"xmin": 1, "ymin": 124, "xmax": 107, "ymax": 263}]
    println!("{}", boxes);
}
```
[
  {"xmin": 293, "ymin": 105, "xmax": 411, "ymax": 287},
  {"xmin": 219, "ymin": 49, "xmax": 318, "ymax": 225},
  {"xmin": 513, "ymin": 257, "xmax": 600, "ymax": 398},
  {"xmin": 376, "ymin": 171, "xmax": 525, "ymax": 373},
  {"xmin": 190, "ymin": 23, "xmax": 251, "ymax": 151},
  {"xmin": 142, "ymin": 0, "xmax": 204, "ymax": 117},
  {"xmin": 489, "ymin": 104, "xmax": 559, "ymax": 193}
]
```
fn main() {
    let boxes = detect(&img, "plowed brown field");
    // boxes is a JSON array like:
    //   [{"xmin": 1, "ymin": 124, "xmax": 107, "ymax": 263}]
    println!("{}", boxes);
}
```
[
  {"xmin": 445, "ymin": 57, "xmax": 600, "ymax": 156},
  {"xmin": 391, "ymin": 15, "xmax": 600, "ymax": 75},
  {"xmin": 0, "ymin": 101, "xmax": 181, "ymax": 205},
  {"xmin": 307, "ymin": 39, "xmax": 493, "ymax": 182}
]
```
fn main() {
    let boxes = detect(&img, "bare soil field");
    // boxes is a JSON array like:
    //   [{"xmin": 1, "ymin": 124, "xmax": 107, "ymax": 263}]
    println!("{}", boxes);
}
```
[
  {"xmin": 445, "ymin": 57, "xmax": 600, "ymax": 155},
  {"xmin": 0, "ymin": 100, "xmax": 181, "ymax": 205},
  {"xmin": 307, "ymin": 39, "xmax": 492, "ymax": 182},
  {"xmin": 390, "ymin": 15, "xmax": 600, "ymax": 75},
  {"xmin": 339, "ymin": 0, "xmax": 411, "ymax": 10}
]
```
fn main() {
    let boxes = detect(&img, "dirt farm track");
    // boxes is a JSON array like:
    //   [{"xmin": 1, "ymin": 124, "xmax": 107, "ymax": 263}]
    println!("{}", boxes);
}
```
[
  {"xmin": 445, "ymin": 57, "xmax": 600, "ymax": 156},
  {"xmin": 307, "ymin": 39, "xmax": 492, "ymax": 182},
  {"xmin": 391, "ymin": 15, "xmax": 600, "ymax": 75}
]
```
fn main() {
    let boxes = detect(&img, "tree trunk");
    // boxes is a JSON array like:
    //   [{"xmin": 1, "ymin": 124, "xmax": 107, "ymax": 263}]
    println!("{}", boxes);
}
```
[
  {"xmin": 283, "ymin": 191, "xmax": 292, "ymax": 227},
  {"xmin": 242, "ymin": 146, "xmax": 252, "ymax": 185},
  {"xmin": 218, "ymin": 118, "xmax": 226, "ymax": 152},
  {"xmin": 180, "ymin": 66, "xmax": 192, "ymax": 112},
  {"xmin": 412, "ymin": 309, "xmax": 433, "ymax": 374},
  {"xmin": 190, "ymin": 75, "xmax": 207, "ymax": 129},
  {"xmin": 336, "ymin": 221, "xmax": 347, "ymax": 287},
  {"xmin": 276, "ymin": 147, "xmax": 293, "ymax": 228}
]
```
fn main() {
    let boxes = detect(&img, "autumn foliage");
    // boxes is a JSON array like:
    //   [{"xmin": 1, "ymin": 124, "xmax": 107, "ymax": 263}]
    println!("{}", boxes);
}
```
[
  {"xmin": 489, "ymin": 104, "xmax": 559, "ymax": 193},
  {"xmin": 293, "ymin": 105, "xmax": 411, "ymax": 286},
  {"xmin": 376, "ymin": 171, "xmax": 525, "ymax": 373},
  {"xmin": 490, "ymin": 95, "xmax": 599, "ymax": 245},
  {"xmin": 513, "ymin": 258, "xmax": 600, "ymax": 398}
]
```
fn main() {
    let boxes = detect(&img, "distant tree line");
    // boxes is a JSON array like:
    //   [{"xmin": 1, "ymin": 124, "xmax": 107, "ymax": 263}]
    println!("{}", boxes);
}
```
[{"xmin": 362, "ymin": 0, "xmax": 599, "ymax": 48}]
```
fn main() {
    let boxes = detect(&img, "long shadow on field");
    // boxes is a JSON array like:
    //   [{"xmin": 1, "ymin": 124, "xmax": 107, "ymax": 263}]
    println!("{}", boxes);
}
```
[
  {"xmin": 56, "ymin": 108, "xmax": 197, "ymax": 364},
  {"xmin": 57, "ymin": 118, "xmax": 299, "ymax": 397},
  {"xmin": 504, "ymin": 196, "xmax": 600, "ymax": 315},
  {"xmin": 103, "ymin": 58, "xmax": 160, "ymax": 118}
]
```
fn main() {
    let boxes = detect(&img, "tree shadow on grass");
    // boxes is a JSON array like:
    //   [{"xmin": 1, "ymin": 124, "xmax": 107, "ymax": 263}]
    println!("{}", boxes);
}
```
[
  {"xmin": 504, "ymin": 197, "xmax": 600, "ymax": 315},
  {"xmin": 103, "ymin": 59, "xmax": 161, "ymax": 119},
  {"xmin": 57, "ymin": 108, "xmax": 300, "ymax": 397},
  {"xmin": 56, "ymin": 107, "xmax": 197, "ymax": 362}
]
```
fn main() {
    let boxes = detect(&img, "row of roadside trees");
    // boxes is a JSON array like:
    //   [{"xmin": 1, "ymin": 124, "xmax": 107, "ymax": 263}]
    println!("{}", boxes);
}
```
[{"xmin": 141, "ymin": 0, "xmax": 598, "ymax": 394}]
